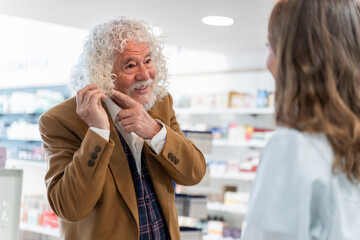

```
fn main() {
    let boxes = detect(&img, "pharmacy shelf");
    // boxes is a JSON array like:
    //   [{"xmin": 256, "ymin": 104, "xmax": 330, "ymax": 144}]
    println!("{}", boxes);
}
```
[
  {"xmin": 212, "ymin": 139, "xmax": 267, "ymax": 148},
  {"xmin": 175, "ymin": 107, "xmax": 274, "ymax": 115},
  {"xmin": 207, "ymin": 202, "xmax": 248, "ymax": 215},
  {"xmin": 211, "ymin": 172, "xmax": 256, "ymax": 182},
  {"xmin": 20, "ymin": 223, "xmax": 59, "ymax": 238},
  {"xmin": 0, "ymin": 84, "xmax": 71, "ymax": 94},
  {"xmin": 6, "ymin": 158, "xmax": 46, "ymax": 168},
  {"xmin": 0, "ymin": 112, "xmax": 42, "ymax": 116},
  {"xmin": 0, "ymin": 138, "xmax": 42, "ymax": 142},
  {"xmin": 203, "ymin": 235, "xmax": 226, "ymax": 240}
]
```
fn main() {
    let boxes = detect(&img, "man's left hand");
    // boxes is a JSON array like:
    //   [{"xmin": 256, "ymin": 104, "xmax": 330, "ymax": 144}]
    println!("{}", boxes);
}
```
[{"xmin": 111, "ymin": 90, "xmax": 162, "ymax": 139}]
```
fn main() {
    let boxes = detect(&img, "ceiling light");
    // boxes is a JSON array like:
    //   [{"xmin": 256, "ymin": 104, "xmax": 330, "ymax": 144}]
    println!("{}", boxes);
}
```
[{"xmin": 202, "ymin": 16, "xmax": 234, "ymax": 26}]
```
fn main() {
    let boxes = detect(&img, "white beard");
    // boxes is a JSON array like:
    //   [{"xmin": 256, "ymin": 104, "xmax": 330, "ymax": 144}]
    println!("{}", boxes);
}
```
[{"xmin": 127, "ymin": 79, "xmax": 160, "ymax": 111}]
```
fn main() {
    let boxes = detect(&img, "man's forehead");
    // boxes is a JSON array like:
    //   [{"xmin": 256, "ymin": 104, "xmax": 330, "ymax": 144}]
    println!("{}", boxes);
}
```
[{"xmin": 121, "ymin": 41, "xmax": 150, "ymax": 55}]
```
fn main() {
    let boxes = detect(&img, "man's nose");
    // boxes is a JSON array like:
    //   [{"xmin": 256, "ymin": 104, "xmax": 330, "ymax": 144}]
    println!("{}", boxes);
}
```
[{"xmin": 135, "ymin": 64, "xmax": 150, "ymax": 81}]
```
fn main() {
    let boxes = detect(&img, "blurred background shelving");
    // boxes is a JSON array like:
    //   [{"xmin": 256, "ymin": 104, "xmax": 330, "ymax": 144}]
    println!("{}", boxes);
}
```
[
  {"xmin": 0, "ymin": 85, "xmax": 72, "ymax": 162},
  {"xmin": 170, "ymin": 70, "xmax": 275, "ymax": 239}
]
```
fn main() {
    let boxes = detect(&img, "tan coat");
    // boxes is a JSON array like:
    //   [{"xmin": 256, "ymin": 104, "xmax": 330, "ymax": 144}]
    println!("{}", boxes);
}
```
[{"xmin": 38, "ymin": 93, "xmax": 206, "ymax": 240}]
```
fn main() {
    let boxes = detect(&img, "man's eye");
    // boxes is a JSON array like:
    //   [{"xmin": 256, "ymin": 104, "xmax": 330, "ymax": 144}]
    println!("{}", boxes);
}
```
[
  {"xmin": 145, "ymin": 59, "xmax": 152, "ymax": 64},
  {"xmin": 126, "ymin": 64, "xmax": 135, "ymax": 69}
]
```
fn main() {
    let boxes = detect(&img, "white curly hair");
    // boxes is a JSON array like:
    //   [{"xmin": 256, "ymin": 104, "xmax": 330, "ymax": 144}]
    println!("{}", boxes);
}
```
[{"xmin": 70, "ymin": 16, "xmax": 169, "ymax": 106}]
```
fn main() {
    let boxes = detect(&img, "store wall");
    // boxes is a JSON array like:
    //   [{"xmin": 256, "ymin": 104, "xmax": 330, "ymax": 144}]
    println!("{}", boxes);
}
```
[{"xmin": 0, "ymin": 14, "xmax": 87, "ymax": 88}]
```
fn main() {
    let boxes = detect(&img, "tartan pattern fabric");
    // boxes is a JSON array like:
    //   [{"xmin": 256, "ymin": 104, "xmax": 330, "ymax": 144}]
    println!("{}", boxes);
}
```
[{"xmin": 117, "ymin": 130, "xmax": 170, "ymax": 240}]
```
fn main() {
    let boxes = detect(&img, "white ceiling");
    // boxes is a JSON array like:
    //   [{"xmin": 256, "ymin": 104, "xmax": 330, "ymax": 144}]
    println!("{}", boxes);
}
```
[{"xmin": 0, "ymin": 0, "xmax": 276, "ymax": 60}]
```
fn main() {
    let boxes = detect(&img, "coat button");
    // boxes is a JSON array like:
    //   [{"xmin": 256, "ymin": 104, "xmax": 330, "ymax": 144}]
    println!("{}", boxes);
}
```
[
  {"xmin": 94, "ymin": 146, "xmax": 101, "ymax": 153},
  {"xmin": 171, "ymin": 156, "xmax": 177, "ymax": 162},
  {"xmin": 174, "ymin": 158, "xmax": 179, "ymax": 165},
  {"xmin": 91, "ymin": 153, "xmax": 97, "ymax": 159},
  {"xmin": 88, "ymin": 159, "xmax": 95, "ymax": 167},
  {"xmin": 168, "ymin": 152, "xmax": 173, "ymax": 159}
]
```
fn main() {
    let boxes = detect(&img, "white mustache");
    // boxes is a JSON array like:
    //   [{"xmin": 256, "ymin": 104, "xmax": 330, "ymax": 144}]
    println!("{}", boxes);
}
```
[{"xmin": 127, "ymin": 79, "xmax": 154, "ymax": 95}]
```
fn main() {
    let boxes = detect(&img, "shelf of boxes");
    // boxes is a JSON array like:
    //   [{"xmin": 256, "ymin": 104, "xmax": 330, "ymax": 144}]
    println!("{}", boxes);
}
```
[
  {"xmin": 171, "ymin": 73, "xmax": 275, "ymax": 239},
  {"xmin": 0, "ymin": 86, "xmax": 71, "ymax": 164},
  {"xmin": 0, "ymin": 113, "xmax": 42, "ymax": 116},
  {"xmin": 175, "ymin": 107, "xmax": 274, "ymax": 116},
  {"xmin": 211, "ymin": 172, "xmax": 256, "ymax": 182},
  {"xmin": 6, "ymin": 158, "xmax": 46, "ymax": 168},
  {"xmin": 207, "ymin": 202, "xmax": 248, "ymax": 215},
  {"xmin": 1, "ymin": 139, "xmax": 42, "ymax": 142},
  {"xmin": 212, "ymin": 139, "xmax": 267, "ymax": 148},
  {"xmin": 20, "ymin": 223, "xmax": 59, "ymax": 238}
]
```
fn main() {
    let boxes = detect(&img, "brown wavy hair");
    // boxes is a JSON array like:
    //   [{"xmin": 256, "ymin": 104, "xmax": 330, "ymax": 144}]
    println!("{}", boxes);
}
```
[{"xmin": 269, "ymin": 0, "xmax": 360, "ymax": 182}]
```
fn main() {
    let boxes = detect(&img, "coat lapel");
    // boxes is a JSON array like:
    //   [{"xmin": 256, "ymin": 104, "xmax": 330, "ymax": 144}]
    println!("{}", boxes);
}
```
[
  {"xmin": 145, "ymin": 103, "xmax": 172, "ymax": 224},
  {"xmin": 103, "ymin": 102, "xmax": 139, "ymax": 229},
  {"xmin": 143, "ymin": 146, "xmax": 172, "ymax": 231}
]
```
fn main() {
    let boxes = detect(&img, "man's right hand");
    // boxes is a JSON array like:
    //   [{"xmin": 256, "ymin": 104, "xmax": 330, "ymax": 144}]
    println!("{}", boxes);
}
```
[{"xmin": 76, "ymin": 84, "xmax": 110, "ymax": 130}]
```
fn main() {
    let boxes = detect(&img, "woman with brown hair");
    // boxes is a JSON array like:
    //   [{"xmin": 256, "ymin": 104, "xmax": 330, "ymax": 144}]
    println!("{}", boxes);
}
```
[{"xmin": 242, "ymin": 0, "xmax": 360, "ymax": 239}]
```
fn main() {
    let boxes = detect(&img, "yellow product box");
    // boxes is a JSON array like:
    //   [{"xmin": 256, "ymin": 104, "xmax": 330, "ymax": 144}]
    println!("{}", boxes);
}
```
[{"xmin": 228, "ymin": 91, "xmax": 254, "ymax": 108}]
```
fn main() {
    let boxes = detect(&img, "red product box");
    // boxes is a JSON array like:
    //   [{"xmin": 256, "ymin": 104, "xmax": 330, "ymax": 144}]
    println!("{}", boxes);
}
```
[{"xmin": 41, "ymin": 211, "xmax": 59, "ymax": 228}]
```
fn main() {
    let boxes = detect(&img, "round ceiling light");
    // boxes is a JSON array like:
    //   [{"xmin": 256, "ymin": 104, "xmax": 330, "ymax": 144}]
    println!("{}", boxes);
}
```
[{"xmin": 202, "ymin": 16, "xmax": 234, "ymax": 26}]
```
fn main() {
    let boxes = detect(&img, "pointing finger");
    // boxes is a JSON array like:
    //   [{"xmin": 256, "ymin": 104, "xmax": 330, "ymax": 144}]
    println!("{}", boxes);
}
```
[
  {"xmin": 111, "ymin": 90, "xmax": 138, "ymax": 109},
  {"xmin": 116, "ymin": 109, "xmax": 134, "ymax": 121}
]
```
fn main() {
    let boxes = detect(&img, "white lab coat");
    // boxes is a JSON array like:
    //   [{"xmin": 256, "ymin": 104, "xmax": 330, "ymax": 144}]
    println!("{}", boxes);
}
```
[{"xmin": 242, "ymin": 127, "xmax": 360, "ymax": 240}]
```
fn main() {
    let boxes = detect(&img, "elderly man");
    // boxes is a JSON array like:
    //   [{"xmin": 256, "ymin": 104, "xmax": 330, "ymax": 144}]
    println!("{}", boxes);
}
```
[{"xmin": 39, "ymin": 17, "xmax": 206, "ymax": 240}]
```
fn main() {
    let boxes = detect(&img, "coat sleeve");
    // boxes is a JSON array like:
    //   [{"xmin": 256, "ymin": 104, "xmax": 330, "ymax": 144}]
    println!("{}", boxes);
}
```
[
  {"xmin": 39, "ymin": 113, "xmax": 115, "ymax": 222},
  {"xmin": 145, "ymin": 94, "xmax": 206, "ymax": 186}
]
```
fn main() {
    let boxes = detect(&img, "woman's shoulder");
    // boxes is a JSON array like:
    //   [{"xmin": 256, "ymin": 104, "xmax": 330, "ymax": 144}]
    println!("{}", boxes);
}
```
[
  {"xmin": 271, "ymin": 127, "xmax": 331, "ymax": 152},
  {"xmin": 265, "ymin": 127, "xmax": 334, "ymax": 180}
]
